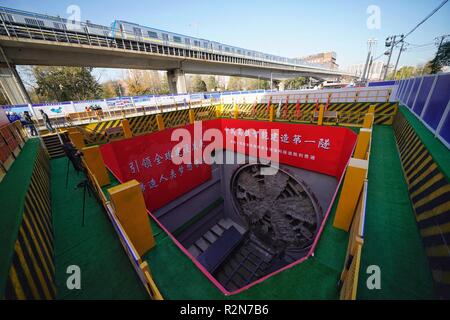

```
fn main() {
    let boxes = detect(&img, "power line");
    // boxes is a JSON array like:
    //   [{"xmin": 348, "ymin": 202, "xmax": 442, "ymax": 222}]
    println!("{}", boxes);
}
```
[
  {"xmin": 377, "ymin": 0, "xmax": 449, "ymax": 69},
  {"xmin": 393, "ymin": 0, "xmax": 449, "ymax": 46},
  {"xmin": 405, "ymin": 41, "xmax": 435, "ymax": 48}
]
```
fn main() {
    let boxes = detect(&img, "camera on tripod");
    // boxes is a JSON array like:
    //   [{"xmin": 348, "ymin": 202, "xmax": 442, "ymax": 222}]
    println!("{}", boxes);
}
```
[{"xmin": 62, "ymin": 138, "xmax": 97, "ymax": 226}]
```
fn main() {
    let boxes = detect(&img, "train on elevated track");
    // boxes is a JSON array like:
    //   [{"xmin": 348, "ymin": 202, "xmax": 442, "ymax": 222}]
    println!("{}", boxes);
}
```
[{"xmin": 0, "ymin": 6, "xmax": 327, "ymax": 69}]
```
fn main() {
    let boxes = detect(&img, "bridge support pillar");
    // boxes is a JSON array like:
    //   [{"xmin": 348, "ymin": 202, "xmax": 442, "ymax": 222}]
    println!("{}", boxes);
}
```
[
  {"xmin": 167, "ymin": 69, "xmax": 187, "ymax": 94},
  {"xmin": 0, "ymin": 66, "xmax": 31, "ymax": 105}
]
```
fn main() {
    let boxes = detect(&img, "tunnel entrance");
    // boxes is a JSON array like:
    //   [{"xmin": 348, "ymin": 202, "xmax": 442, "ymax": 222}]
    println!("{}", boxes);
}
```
[
  {"xmin": 207, "ymin": 164, "xmax": 322, "ymax": 291},
  {"xmin": 100, "ymin": 119, "xmax": 357, "ymax": 294},
  {"xmin": 153, "ymin": 153, "xmax": 333, "ymax": 293}
]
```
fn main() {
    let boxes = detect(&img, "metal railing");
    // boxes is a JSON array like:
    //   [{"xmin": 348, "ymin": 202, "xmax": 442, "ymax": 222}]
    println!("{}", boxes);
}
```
[
  {"xmin": 224, "ymin": 87, "xmax": 393, "ymax": 104},
  {"xmin": 83, "ymin": 162, "xmax": 164, "ymax": 300},
  {"xmin": 338, "ymin": 126, "xmax": 371, "ymax": 300}
]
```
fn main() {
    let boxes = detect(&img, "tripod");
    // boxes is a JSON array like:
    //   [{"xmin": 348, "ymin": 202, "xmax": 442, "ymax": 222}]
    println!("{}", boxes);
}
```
[
  {"xmin": 65, "ymin": 153, "xmax": 81, "ymax": 189},
  {"xmin": 76, "ymin": 179, "xmax": 95, "ymax": 227}
]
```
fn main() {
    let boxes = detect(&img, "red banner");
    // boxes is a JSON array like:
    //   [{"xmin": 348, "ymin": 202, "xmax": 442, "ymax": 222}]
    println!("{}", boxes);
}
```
[
  {"xmin": 101, "ymin": 119, "xmax": 356, "ymax": 211},
  {"xmin": 220, "ymin": 119, "xmax": 356, "ymax": 178},
  {"xmin": 100, "ymin": 122, "xmax": 216, "ymax": 212}
]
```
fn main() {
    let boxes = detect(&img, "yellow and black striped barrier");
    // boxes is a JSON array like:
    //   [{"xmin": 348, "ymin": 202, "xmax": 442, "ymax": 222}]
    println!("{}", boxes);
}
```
[
  {"xmin": 69, "ymin": 102, "xmax": 397, "ymax": 146},
  {"xmin": 76, "ymin": 106, "xmax": 215, "ymax": 145},
  {"xmin": 221, "ymin": 102, "xmax": 397, "ymax": 125},
  {"xmin": 4, "ymin": 144, "xmax": 56, "ymax": 300},
  {"xmin": 393, "ymin": 112, "xmax": 450, "ymax": 298}
]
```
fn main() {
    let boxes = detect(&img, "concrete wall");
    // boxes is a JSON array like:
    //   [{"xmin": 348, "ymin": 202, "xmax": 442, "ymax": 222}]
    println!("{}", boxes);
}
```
[{"xmin": 154, "ymin": 150, "xmax": 338, "ymax": 248}]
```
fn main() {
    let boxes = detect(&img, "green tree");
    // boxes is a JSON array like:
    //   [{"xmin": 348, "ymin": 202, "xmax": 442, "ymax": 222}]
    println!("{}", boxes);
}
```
[
  {"xmin": 33, "ymin": 66, "xmax": 102, "ymax": 102},
  {"xmin": 101, "ymin": 80, "xmax": 124, "ymax": 98},
  {"xmin": 429, "ymin": 41, "xmax": 450, "ymax": 74},
  {"xmin": 227, "ymin": 77, "xmax": 243, "ymax": 91},
  {"xmin": 124, "ymin": 70, "xmax": 169, "ymax": 96},
  {"xmin": 283, "ymin": 77, "xmax": 307, "ymax": 90},
  {"xmin": 388, "ymin": 63, "xmax": 436, "ymax": 80},
  {"xmin": 244, "ymin": 78, "xmax": 270, "ymax": 90},
  {"xmin": 191, "ymin": 75, "xmax": 207, "ymax": 92},
  {"xmin": 257, "ymin": 79, "xmax": 270, "ymax": 90},
  {"xmin": 206, "ymin": 76, "xmax": 218, "ymax": 91}
]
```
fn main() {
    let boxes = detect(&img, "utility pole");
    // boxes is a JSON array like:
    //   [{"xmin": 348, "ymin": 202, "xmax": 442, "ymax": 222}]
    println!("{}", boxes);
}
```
[
  {"xmin": 361, "ymin": 38, "xmax": 377, "ymax": 82},
  {"xmin": 436, "ymin": 35, "xmax": 446, "ymax": 52},
  {"xmin": 383, "ymin": 35, "xmax": 397, "ymax": 80},
  {"xmin": 366, "ymin": 56, "xmax": 374, "ymax": 81},
  {"xmin": 270, "ymin": 72, "xmax": 273, "ymax": 90},
  {"xmin": 429, "ymin": 34, "xmax": 449, "ymax": 73},
  {"xmin": 392, "ymin": 35, "xmax": 405, "ymax": 80},
  {"xmin": 435, "ymin": 34, "xmax": 449, "ymax": 55}
]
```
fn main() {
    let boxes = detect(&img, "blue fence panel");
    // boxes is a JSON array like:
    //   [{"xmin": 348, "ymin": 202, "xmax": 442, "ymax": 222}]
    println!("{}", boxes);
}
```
[
  {"xmin": 404, "ymin": 78, "xmax": 414, "ymax": 106},
  {"xmin": 0, "ymin": 104, "xmax": 30, "ymax": 114},
  {"xmin": 422, "ymin": 73, "xmax": 450, "ymax": 131},
  {"xmin": 401, "ymin": 79, "xmax": 412, "ymax": 103},
  {"xmin": 412, "ymin": 76, "xmax": 434, "ymax": 117},
  {"xmin": 407, "ymin": 78, "xmax": 421, "ymax": 108},
  {"xmin": 369, "ymin": 80, "xmax": 396, "ymax": 87},
  {"xmin": 399, "ymin": 79, "xmax": 407, "ymax": 102},
  {"xmin": 439, "ymin": 108, "xmax": 450, "ymax": 147},
  {"xmin": 396, "ymin": 80, "xmax": 405, "ymax": 100}
]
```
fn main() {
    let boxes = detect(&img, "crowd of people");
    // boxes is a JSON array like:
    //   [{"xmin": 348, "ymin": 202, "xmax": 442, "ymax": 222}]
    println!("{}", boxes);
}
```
[{"xmin": 5, "ymin": 109, "xmax": 54, "ymax": 136}]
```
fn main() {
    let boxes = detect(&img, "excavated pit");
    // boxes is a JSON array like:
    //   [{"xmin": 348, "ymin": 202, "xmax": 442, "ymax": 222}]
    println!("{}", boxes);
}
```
[{"xmin": 153, "ymin": 151, "xmax": 336, "ymax": 293}]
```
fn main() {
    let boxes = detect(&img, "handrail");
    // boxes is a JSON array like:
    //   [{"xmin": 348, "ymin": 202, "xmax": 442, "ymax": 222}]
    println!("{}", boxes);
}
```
[
  {"xmin": 82, "ymin": 162, "xmax": 163, "ymax": 300},
  {"xmin": 338, "ymin": 124, "xmax": 372, "ymax": 300}
]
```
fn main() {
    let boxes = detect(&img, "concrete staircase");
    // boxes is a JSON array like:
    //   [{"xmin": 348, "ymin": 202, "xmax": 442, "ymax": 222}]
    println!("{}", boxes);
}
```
[
  {"xmin": 41, "ymin": 133, "xmax": 65, "ymax": 159},
  {"xmin": 187, "ymin": 218, "xmax": 246, "ymax": 258}
]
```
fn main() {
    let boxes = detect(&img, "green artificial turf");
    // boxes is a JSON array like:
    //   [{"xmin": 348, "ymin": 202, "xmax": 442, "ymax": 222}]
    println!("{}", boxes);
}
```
[
  {"xmin": 356, "ymin": 125, "xmax": 437, "ymax": 299},
  {"xmin": 51, "ymin": 157, "xmax": 148, "ymax": 299},
  {"xmin": 399, "ymin": 106, "xmax": 450, "ymax": 180},
  {"xmin": 0, "ymin": 139, "xmax": 40, "ymax": 295}
]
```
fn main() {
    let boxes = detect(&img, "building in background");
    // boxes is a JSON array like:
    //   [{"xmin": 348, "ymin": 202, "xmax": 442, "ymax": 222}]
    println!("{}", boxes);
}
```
[
  {"xmin": 346, "ymin": 61, "xmax": 385, "ymax": 81},
  {"xmin": 300, "ymin": 52, "xmax": 339, "ymax": 69}
]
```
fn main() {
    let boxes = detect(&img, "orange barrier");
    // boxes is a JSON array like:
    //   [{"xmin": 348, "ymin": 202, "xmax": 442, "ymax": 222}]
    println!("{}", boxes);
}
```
[
  {"xmin": 337, "ymin": 111, "xmax": 373, "ymax": 300},
  {"xmin": 82, "ymin": 160, "xmax": 163, "ymax": 300}
]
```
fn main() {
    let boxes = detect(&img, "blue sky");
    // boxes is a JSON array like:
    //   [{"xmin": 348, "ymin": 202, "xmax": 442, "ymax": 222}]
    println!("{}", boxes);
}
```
[{"xmin": 2, "ymin": 0, "xmax": 449, "ymax": 81}]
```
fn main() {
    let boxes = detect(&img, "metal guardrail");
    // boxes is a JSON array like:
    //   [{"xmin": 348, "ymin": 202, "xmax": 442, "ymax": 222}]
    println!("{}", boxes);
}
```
[
  {"xmin": 83, "ymin": 163, "xmax": 164, "ymax": 300},
  {"xmin": 223, "ymin": 88, "xmax": 392, "ymax": 104},
  {"xmin": 338, "ymin": 126, "xmax": 371, "ymax": 300}
]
